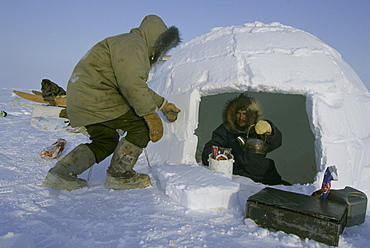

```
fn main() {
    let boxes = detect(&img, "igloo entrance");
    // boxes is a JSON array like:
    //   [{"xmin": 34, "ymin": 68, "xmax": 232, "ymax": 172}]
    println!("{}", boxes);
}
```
[{"xmin": 195, "ymin": 91, "xmax": 316, "ymax": 184}]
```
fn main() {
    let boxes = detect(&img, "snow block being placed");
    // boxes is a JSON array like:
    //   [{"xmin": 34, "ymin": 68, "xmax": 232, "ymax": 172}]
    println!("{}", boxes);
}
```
[{"xmin": 152, "ymin": 164, "xmax": 240, "ymax": 210}]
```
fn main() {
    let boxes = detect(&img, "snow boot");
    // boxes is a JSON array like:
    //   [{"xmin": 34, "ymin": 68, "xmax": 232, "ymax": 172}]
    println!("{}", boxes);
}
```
[
  {"xmin": 42, "ymin": 144, "xmax": 96, "ymax": 191},
  {"xmin": 106, "ymin": 171, "xmax": 151, "ymax": 190},
  {"xmin": 106, "ymin": 138, "xmax": 151, "ymax": 190}
]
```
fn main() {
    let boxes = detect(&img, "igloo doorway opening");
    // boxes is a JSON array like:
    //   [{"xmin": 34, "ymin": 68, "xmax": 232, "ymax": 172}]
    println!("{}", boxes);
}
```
[{"xmin": 195, "ymin": 91, "xmax": 317, "ymax": 184}]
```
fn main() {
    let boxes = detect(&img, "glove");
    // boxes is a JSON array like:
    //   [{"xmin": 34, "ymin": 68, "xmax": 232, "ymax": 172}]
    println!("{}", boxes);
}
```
[
  {"xmin": 159, "ymin": 101, "xmax": 181, "ymax": 122},
  {"xmin": 255, "ymin": 120, "xmax": 272, "ymax": 136},
  {"xmin": 143, "ymin": 113, "xmax": 163, "ymax": 142}
]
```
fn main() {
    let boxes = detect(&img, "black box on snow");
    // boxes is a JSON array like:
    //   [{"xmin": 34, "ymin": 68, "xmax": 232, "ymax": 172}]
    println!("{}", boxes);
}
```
[{"xmin": 245, "ymin": 187, "xmax": 347, "ymax": 246}]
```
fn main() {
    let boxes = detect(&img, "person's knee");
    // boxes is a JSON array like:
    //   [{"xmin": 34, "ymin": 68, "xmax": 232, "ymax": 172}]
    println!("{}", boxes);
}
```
[
  {"xmin": 85, "ymin": 126, "xmax": 119, "ymax": 163},
  {"xmin": 85, "ymin": 124, "xmax": 120, "ymax": 163},
  {"xmin": 126, "ymin": 133, "xmax": 150, "ymax": 148},
  {"xmin": 86, "ymin": 139, "xmax": 118, "ymax": 163},
  {"xmin": 126, "ymin": 137, "xmax": 149, "ymax": 148}
]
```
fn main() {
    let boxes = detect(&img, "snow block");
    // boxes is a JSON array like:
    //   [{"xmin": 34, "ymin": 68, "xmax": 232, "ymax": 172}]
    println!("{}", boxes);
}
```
[
  {"xmin": 152, "ymin": 164, "xmax": 240, "ymax": 210},
  {"xmin": 32, "ymin": 105, "xmax": 64, "ymax": 117},
  {"xmin": 246, "ymin": 187, "xmax": 347, "ymax": 246},
  {"xmin": 0, "ymin": 232, "xmax": 36, "ymax": 248}
]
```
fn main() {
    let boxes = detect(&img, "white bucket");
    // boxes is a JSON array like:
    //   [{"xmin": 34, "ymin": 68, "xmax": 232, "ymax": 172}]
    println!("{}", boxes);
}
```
[{"xmin": 208, "ymin": 154, "xmax": 234, "ymax": 179}]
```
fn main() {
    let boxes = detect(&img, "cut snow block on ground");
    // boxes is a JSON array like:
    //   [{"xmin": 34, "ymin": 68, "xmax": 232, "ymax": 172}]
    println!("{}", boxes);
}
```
[
  {"xmin": 0, "ymin": 232, "xmax": 36, "ymax": 248},
  {"xmin": 151, "ymin": 164, "xmax": 240, "ymax": 210},
  {"xmin": 32, "ymin": 105, "xmax": 64, "ymax": 117}
]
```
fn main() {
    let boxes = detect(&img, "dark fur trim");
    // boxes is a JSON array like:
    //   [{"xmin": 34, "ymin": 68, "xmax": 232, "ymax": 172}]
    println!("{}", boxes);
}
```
[
  {"xmin": 222, "ymin": 94, "xmax": 262, "ymax": 133},
  {"xmin": 151, "ymin": 26, "xmax": 181, "ymax": 65}
]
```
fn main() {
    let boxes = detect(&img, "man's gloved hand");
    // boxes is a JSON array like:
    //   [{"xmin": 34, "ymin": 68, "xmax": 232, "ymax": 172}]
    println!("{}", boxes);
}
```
[
  {"xmin": 255, "ymin": 120, "xmax": 272, "ymax": 136},
  {"xmin": 143, "ymin": 113, "xmax": 163, "ymax": 142},
  {"xmin": 160, "ymin": 101, "xmax": 181, "ymax": 122}
]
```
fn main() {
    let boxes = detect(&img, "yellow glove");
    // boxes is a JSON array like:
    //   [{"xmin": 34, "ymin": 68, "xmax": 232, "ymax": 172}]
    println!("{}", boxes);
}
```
[
  {"xmin": 255, "ymin": 120, "xmax": 272, "ymax": 136},
  {"xmin": 160, "ymin": 101, "xmax": 181, "ymax": 122},
  {"xmin": 143, "ymin": 113, "xmax": 163, "ymax": 142}
]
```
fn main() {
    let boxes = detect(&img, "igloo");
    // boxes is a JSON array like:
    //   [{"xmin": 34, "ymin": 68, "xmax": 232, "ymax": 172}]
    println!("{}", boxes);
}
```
[{"xmin": 148, "ymin": 22, "xmax": 370, "ymax": 191}]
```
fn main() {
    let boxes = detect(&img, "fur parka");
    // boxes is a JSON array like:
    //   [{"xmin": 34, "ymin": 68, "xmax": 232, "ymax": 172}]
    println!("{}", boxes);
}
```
[{"xmin": 66, "ymin": 15, "xmax": 180, "ymax": 127}]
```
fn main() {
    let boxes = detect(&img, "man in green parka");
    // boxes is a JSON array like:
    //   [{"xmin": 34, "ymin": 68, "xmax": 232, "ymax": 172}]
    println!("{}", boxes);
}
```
[{"xmin": 42, "ymin": 15, "xmax": 181, "ymax": 191}]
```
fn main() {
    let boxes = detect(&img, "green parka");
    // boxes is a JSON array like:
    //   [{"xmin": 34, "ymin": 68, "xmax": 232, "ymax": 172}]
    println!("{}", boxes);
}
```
[{"xmin": 66, "ymin": 15, "xmax": 170, "ymax": 127}]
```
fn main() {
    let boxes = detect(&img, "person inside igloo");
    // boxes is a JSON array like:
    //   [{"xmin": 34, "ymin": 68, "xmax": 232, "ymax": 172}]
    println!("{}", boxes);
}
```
[{"xmin": 202, "ymin": 93, "xmax": 290, "ymax": 185}]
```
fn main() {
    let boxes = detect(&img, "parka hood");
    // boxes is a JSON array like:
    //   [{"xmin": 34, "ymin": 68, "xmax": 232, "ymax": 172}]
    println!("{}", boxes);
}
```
[
  {"xmin": 222, "ymin": 94, "xmax": 262, "ymax": 133},
  {"xmin": 151, "ymin": 26, "xmax": 181, "ymax": 65},
  {"xmin": 131, "ymin": 15, "xmax": 181, "ymax": 65}
]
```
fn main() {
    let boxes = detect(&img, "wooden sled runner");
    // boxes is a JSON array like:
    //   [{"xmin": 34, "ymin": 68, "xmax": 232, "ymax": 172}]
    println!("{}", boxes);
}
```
[{"xmin": 13, "ymin": 90, "xmax": 66, "ymax": 107}]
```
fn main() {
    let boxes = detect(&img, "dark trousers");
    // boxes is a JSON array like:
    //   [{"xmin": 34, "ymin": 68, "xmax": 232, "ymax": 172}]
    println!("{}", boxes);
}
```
[{"xmin": 85, "ymin": 108, "xmax": 150, "ymax": 163}]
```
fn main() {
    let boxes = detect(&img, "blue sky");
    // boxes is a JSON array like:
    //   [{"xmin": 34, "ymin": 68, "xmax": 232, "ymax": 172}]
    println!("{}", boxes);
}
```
[{"xmin": 1, "ymin": 0, "xmax": 369, "ymax": 91}]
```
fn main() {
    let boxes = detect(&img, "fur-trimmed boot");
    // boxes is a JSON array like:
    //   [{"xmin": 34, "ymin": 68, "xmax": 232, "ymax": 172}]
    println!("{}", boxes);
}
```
[
  {"xmin": 42, "ymin": 144, "xmax": 95, "ymax": 191},
  {"xmin": 106, "ymin": 138, "xmax": 151, "ymax": 190}
]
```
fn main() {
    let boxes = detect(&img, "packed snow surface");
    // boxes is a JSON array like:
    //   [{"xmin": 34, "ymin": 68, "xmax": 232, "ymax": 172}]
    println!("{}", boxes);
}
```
[{"xmin": 0, "ymin": 88, "xmax": 369, "ymax": 247}]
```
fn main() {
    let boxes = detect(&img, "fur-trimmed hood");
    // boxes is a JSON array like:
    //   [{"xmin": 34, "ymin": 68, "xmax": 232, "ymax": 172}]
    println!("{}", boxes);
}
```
[
  {"xmin": 131, "ymin": 15, "xmax": 181, "ymax": 66},
  {"xmin": 222, "ymin": 94, "xmax": 262, "ymax": 133},
  {"xmin": 151, "ymin": 26, "xmax": 181, "ymax": 65}
]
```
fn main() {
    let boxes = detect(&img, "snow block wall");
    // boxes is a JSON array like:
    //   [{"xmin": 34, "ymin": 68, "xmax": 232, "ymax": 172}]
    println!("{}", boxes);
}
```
[{"xmin": 148, "ymin": 22, "xmax": 370, "ymax": 196}]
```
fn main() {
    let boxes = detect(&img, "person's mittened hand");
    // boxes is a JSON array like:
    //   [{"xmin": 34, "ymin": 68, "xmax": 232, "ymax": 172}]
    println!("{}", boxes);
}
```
[
  {"xmin": 160, "ymin": 101, "xmax": 181, "ymax": 122},
  {"xmin": 143, "ymin": 113, "xmax": 163, "ymax": 142},
  {"xmin": 255, "ymin": 120, "xmax": 272, "ymax": 136}
]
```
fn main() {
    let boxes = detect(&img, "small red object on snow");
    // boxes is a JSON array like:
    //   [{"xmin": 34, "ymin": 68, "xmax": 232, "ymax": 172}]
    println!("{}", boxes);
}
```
[{"xmin": 40, "ymin": 139, "xmax": 66, "ymax": 159}]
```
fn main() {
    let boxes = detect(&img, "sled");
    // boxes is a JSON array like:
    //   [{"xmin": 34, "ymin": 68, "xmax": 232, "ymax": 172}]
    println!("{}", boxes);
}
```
[
  {"xmin": 13, "ymin": 90, "xmax": 66, "ymax": 106},
  {"xmin": 32, "ymin": 90, "xmax": 42, "ymax": 95}
]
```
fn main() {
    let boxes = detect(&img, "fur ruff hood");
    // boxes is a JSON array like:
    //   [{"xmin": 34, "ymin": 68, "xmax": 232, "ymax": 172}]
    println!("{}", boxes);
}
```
[
  {"xmin": 131, "ymin": 15, "xmax": 181, "ymax": 66},
  {"xmin": 151, "ymin": 26, "xmax": 181, "ymax": 65},
  {"xmin": 222, "ymin": 94, "xmax": 262, "ymax": 133}
]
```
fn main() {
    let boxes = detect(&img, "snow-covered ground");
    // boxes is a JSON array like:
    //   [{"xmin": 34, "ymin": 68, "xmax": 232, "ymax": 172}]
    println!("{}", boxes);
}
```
[{"xmin": 0, "ymin": 88, "xmax": 369, "ymax": 247}]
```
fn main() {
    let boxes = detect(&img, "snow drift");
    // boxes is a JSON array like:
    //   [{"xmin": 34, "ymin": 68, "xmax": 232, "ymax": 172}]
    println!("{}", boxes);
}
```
[{"xmin": 148, "ymin": 22, "xmax": 370, "ymax": 194}]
